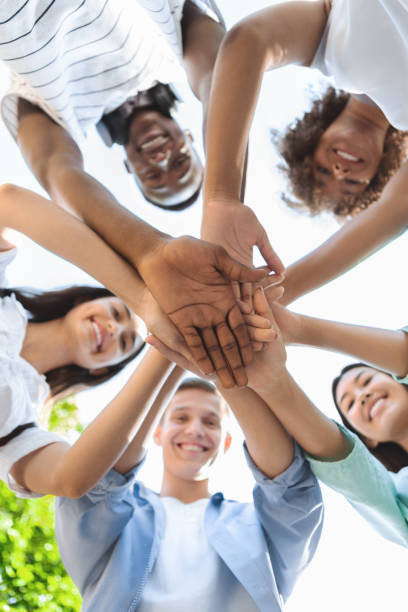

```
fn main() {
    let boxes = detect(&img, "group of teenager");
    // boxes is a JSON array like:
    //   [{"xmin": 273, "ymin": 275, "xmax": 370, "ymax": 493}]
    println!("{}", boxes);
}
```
[{"xmin": 1, "ymin": 0, "xmax": 408, "ymax": 609}]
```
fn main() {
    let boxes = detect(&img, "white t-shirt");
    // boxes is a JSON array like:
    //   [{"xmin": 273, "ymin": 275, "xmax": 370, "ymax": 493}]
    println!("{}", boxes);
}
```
[
  {"xmin": 311, "ymin": 0, "xmax": 408, "ymax": 129},
  {"xmin": 0, "ymin": 248, "xmax": 63, "ymax": 498},
  {"xmin": 0, "ymin": 0, "xmax": 223, "ymax": 143},
  {"xmin": 138, "ymin": 496, "xmax": 259, "ymax": 612}
]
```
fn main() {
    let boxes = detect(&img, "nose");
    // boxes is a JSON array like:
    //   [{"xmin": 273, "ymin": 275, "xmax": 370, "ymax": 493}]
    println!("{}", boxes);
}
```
[
  {"xmin": 106, "ymin": 318, "xmax": 118, "ymax": 337},
  {"xmin": 184, "ymin": 418, "xmax": 204, "ymax": 437},
  {"xmin": 147, "ymin": 148, "xmax": 171, "ymax": 168},
  {"xmin": 332, "ymin": 163, "xmax": 350, "ymax": 180}
]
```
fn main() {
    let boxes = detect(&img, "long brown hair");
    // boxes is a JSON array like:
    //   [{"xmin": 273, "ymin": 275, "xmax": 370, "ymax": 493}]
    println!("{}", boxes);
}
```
[
  {"xmin": 1, "ymin": 285, "xmax": 144, "ymax": 398},
  {"xmin": 332, "ymin": 363, "xmax": 408, "ymax": 472}
]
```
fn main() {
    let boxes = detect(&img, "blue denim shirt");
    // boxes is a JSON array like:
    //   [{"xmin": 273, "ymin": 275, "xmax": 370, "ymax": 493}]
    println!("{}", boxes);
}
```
[{"xmin": 55, "ymin": 443, "xmax": 323, "ymax": 612}]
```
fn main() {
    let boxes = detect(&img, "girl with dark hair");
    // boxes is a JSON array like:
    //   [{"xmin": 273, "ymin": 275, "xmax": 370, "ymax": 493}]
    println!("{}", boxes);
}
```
[
  {"xmin": 0, "ymin": 184, "xmax": 171, "ymax": 499},
  {"xmin": 202, "ymin": 0, "xmax": 408, "ymax": 305},
  {"xmin": 251, "ymin": 294, "xmax": 408, "ymax": 547}
]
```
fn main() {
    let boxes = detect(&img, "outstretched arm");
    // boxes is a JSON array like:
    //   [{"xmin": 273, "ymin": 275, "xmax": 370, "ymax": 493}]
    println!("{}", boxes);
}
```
[
  {"xmin": 16, "ymin": 102, "xmax": 267, "ymax": 385},
  {"xmin": 268, "ymin": 300, "xmax": 408, "ymax": 379},
  {"xmin": 281, "ymin": 160, "xmax": 408, "ymax": 305},
  {"xmin": 11, "ymin": 349, "xmax": 175, "ymax": 498},
  {"xmin": 201, "ymin": 1, "xmax": 327, "ymax": 270}
]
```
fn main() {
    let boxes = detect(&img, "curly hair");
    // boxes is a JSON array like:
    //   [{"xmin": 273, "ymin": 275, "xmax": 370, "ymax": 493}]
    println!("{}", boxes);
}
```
[{"xmin": 273, "ymin": 87, "xmax": 408, "ymax": 218}]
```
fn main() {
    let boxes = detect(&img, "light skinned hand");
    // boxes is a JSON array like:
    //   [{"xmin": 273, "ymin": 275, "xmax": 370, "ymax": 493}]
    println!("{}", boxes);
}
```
[
  {"xmin": 138, "ymin": 235, "xmax": 268, "ymax": 388},
  {"xmin": 263, "ymin": 285, "xmax": 302, "ymax": 344}
]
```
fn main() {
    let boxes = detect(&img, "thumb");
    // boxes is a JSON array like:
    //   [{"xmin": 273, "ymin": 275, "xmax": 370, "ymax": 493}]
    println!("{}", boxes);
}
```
[
  {"xmin": 257, "ymin": 227, "xmax": 285, "ymax": 275},
  {"xmin": 253, "ymin": 287, "xmax": 279, "ymax": 329},
  {"xmin": 216, "ymin": 248, "xmax": 267, "ymax": 283}
]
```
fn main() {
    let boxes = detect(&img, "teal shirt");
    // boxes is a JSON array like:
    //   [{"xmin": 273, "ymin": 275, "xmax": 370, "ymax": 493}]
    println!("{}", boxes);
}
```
[{"xmin": 307, "ymin": 424, "xmax": 408, "ymax": 548}]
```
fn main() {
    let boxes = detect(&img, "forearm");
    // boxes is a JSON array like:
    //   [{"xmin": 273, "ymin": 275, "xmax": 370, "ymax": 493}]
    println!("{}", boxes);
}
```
[
  {"xmin": 282, "ymin": 163, "xmax": 408, "ymax": 305},
  {"xmin": 0, "ymin": 184, "xmax": 147, "ymax": 317},
  {"xmin": 114, "ymin": 365, "xmax": 184, "ymax": 474},
  {"xmin": 218, "ymin": 385, "xmax": 294, "ymax": 478},
  {"xmin": 294, "ymin": 315, "xmax": 408, "ymax": 378},
  {"xmin": 19, "ymin": 349, "xmax": 175, "ymax": 497},
  {"xmin": 254, "ymin": 370, "xmax": 351, "ymax": 461},
  {"xmin": 45, "ymin": 161, "xmax": 169, "ymax": 269}
]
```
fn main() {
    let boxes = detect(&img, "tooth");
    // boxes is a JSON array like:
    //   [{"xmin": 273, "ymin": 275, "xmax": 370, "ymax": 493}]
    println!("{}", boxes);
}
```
[
  {"xmin": 337, "ymin": 150, "xmax": 359, "ymax": 162},
  {"xmin": 140, "ymin": 135, "xmax": 167, "ymax": 150}
]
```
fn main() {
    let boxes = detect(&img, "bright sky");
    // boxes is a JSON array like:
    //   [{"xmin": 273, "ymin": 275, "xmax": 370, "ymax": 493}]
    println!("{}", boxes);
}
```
[{"xmin": 1, "ymin": 0, "xmax": 407, "ymax": 609}]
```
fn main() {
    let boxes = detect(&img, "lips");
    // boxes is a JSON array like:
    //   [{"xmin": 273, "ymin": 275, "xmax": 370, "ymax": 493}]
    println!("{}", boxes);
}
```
[
  {"xmin": 90, "ymin": 318, "xmax": 106, "ymax": 352},
  {"xmin": 366, "ymin": 395, "xmax": 387, "ymax": 421},
  {"xmin": 333, "ymin": 148, "xmax": 362, "ymax": 163}
]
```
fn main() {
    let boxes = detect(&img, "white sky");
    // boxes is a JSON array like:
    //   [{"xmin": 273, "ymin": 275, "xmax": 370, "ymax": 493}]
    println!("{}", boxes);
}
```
[{"xmin": 1, "ymin": 0, "xmax": 407, "ymax": 609}]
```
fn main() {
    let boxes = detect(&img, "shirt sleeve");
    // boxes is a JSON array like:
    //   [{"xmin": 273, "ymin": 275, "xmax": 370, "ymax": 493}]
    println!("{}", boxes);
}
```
[
  {"xmin": 306, "ymin": 423, "xmax": 408, "ymax": 548},
  {"xmin": 244, "ymin": 441, "xmax": 324, "ymax": 602},
  {"xmin": 394, "ymin": 326, "xmax": 408, "ymax": 383},
  {"xmin": 55, "ymin": 461, "xmax": 145, "ymax": 593}
]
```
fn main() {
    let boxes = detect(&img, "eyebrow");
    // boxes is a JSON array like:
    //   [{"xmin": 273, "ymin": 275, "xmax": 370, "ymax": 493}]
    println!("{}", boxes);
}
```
[
  {"xmin": 123, "ymin": 303, "xmax": 131, "ymax": 320},
  {"xmin": 171, "ymin": 406, "xmax": 220, "ymax": 419},
  {"xmin": 339, "ymin": 370, "xmax": 366, "ymax": 405}
]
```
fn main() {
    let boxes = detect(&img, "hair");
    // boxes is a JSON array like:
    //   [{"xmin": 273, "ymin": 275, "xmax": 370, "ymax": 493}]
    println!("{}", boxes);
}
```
[
  {"xmin": 273, "ymin": 86, "xmax": 408, "ymax": 218},
  {"xmin": 1, "ymin": 285, "xmax": 144, "ymax": 399},
  {"xmin": 332, "ymin": 362, "xmax": 408, "ymax": 472},
  {"xmin": 142, "ymin": 183, "xmax": 202, "ymax": 212},
  {"xmin": 159, "ymin": 377, "xmax": 229, "ymax": 425}
]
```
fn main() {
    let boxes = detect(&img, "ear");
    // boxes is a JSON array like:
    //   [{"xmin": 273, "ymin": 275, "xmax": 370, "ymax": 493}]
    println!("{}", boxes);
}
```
[
  {"xmin": 153, "ymin": 425, "xmax": 163, "ymax": 447},
  {"xmin": 224, "ymin": 432, "xmax": 232, "ymax": 453},
  {"xmin": 88, "ymin": 367, "xmax": 110, "ymax": 377}
]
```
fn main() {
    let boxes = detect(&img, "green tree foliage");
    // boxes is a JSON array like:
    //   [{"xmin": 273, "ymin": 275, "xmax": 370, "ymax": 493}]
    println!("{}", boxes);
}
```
[{"xmin": 0, "ymin": 399, "xmax": 82, "ymax": 611}]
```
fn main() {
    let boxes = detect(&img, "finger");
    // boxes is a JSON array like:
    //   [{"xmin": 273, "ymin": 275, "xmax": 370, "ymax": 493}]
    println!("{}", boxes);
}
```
[
  {"xmin": 146, "ymin": 336, "xmax": 192, "ymax": 369},
  {"xmin": 257, "ymin": 229, "xmax": 286, "ymax": 275},
  {"xmin": 232, "ymin": 281, "xmax": 241, "ymax": 301},
  {"xmin": 240, "ymin": 282, "xmax": 253, "ymax": 312},
  {"xmin": 263, "ymin": 284, "xmax": 285, "ymax": 304},
  {"xmin": 227, "ymin": 302, "xmax": 253, "ymax": 370},
  {"xmin": 215, "ymin": 247, "xmax": 267, "ymax": 284},
  {"xmin": 248, "ymin": 326, "xmax": 277, "ymax": 344},
  {"xmin": 261, "ymin": 273, "xmax": 285, "ymax": 289},
  {"xmin": 252, "ymin": 341, "xmax": 264, "ymax": 351},
  {"xmin": 201, "ymin": 326, "xmax": 235, "ymax": 388},
  {"xmin": 253, "ymin": 288, "xmax": 279, "ymax": 329},
  {"xmin": 243, "ymin": 313, "xmax": 272, "ymax": 329},
  {"xmin": 214, "ymin": 318, "xmax": 247, "ymax": 387},
  {"xmin": 179, "ymin": 326, "xmax": 216, "ymax": 376}
]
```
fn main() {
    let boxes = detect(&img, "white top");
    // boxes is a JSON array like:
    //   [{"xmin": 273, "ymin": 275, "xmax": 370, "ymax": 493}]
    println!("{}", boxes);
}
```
[
  {"xmin": 138, "ymin": 496, "xmax": 259, "ymax": 612},
  {"xmin": 311, "ymin": 0, "xmax": 408, "ymax": 129},
  {"xmin": 0, "ymin": 0, "xmax": 223, "ymax": 143},
  {"xmin": 0, "ymin": 248, "xmax": 63, "ymax": 498}
]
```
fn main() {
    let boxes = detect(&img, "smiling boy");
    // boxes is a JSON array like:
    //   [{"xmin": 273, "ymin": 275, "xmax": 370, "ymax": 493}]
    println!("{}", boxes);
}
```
[{"xmin": 55, "ymin": 348, "xmax": 323, "ymax": 611}]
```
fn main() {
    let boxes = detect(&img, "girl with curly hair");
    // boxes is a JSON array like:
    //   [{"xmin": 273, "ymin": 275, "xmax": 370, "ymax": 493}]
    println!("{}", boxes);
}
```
[{"xmin": 202, "ymin": 0, "xmax": 408, "ymax": 303}]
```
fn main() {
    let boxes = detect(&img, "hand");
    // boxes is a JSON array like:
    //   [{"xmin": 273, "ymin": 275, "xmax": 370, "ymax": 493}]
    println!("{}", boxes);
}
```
[
  {"xmin": 244, "ymin": 289, "xmax": 287, "ymax": 393},
  {"xmin": 145, "ymin": 336, "xmax": 215, "ymax": 380},
  {"xmin": 263, "ymin": 286, "xmax": 302, "ymax": 344},
  {"xmin": 202, "ymin": 198, "xmax": 285, "ymax": 275},
  {"xmin": 138, "ymin": 235, "xmax": 268, "ymax": 388}
]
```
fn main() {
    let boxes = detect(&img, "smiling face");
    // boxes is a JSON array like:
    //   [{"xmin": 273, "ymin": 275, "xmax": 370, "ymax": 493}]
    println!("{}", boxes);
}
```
[
  {"xmin": 154, "ymin": 388, "xmax": 231, "ymax": 483},
  {"xmin": 64, "ymin": 296, "xmax": 144, "ymax": 372},
  {"xmin": 124, "ymin": 109, "xmax": 203, "ymax": 207},
  {"xmin": 312, "ymin": 109, "xmax": 385, "ymax": 201},
  {"xmin": 335, "ymin": 366, "xmax": 408, "ymax": 446}
]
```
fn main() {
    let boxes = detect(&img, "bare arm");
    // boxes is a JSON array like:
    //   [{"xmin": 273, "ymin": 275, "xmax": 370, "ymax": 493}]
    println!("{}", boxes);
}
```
[
  {"xmin": 281, "ymin": 160, "xmax": 408, "ymax": 305},
  {"xmin": 269, "ymin": 301, "xmax": 408, "ymax": 378},
  {"xmin": 246, "ymin": 289, "xmax": 350, "ymax": 461},
  {"xmin": 218, "ymin": 385, "xmax": 294, "ymax": 479},
  {"xmin": 10, "ymin": 349, "xmax": 175, "ymax": 498}
]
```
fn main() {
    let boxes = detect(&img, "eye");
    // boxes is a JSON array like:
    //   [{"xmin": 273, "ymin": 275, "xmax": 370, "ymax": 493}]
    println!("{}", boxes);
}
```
[
  {"xmin": 172, "ymin": 154, "xmax": 189, "ymax": 170},
  {"xmin": 120, "ymin": 335, "xmax": 127, "ymax": 352},
  {"xmin": 145, "ymin": 170, "xmax": 162, "ymax": 181},
  {"xmin": 346, "ymin": 399, "xmax": 355, "ymax": 412},
  {"xmin": 362, "ymin": 376, "xmax": 373, "ymax": 387},
  {"xmin": 316, "ymin": 165, "xmax": 331, "ymax": 176},
  {"xmin": 205, "ymin": 420, "xmax": 218, "ymax": 428},
  {"xmin": 113, "ymin": 306, "xmax": 120, "ymax": 321}
]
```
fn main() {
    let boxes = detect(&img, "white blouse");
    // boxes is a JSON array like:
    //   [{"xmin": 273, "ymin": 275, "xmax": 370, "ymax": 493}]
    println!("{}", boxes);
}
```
[
  {"xmin": 0, "ymin": 248, "xmax": 63, "ymax": 498},
  {"xmin": 311, "ymin": 0, "xmax": 408, "ymax": 130}
]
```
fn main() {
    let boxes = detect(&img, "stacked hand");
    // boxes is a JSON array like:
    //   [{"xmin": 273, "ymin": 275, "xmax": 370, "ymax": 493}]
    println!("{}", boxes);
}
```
[{"xmin": 138, "ymin": 235, "xmax": 268, "ymax": 388}]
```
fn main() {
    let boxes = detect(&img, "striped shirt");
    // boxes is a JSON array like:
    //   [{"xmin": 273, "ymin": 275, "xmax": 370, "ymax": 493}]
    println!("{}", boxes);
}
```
[{"xmin": 0, "ymin": 0, "xmax": 223, "ymax": 142}]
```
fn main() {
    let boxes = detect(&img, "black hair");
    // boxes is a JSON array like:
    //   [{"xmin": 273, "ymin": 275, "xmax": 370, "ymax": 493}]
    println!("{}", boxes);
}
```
[
  {"xmin": 2, "ymin": 285, "xmax": 144, "ymax": 398},
  {"xmin": 332, "ymin": 363, "xmax": 408, "ymax": 472}
]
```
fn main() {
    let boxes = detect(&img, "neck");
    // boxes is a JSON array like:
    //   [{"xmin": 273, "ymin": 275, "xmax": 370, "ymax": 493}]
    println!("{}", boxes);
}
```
[
  {"xmin": 21, "ymin": 319, "xmax": 73, "ymax": 374},
  {"xmin": 160, "ymin": 470, "xmax": 210, "ymax": 503},
  {"xmin": 348, "ymin": 95, "xmax": 390, "ymax": 132}
]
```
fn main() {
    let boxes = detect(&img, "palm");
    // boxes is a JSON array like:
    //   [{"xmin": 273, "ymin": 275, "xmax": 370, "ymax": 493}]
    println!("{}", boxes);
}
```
[{"xmin": 138, "ymin": 236, "xmax": 266, "ymax": 388}]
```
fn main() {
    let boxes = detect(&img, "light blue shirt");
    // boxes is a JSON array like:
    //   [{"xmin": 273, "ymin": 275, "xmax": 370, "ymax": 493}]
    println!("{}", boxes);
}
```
[{"xmin": 55, "ymin": 443, "xmax": 323, "ymax": 612}]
